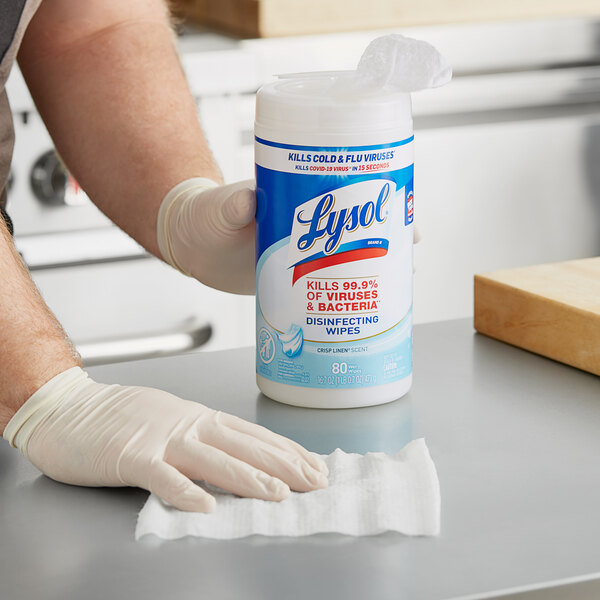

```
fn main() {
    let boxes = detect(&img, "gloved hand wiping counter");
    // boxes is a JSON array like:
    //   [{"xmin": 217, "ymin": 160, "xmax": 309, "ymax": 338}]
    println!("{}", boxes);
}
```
[{"xmin": 3, "ymin": 367, "xmax": 328, "ymax": 511}]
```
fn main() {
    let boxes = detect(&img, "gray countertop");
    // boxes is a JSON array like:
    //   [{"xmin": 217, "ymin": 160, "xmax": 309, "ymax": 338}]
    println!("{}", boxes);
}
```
[{"xmin": 1, "ymin": 319, "xmax": 599, "ymax": 600}]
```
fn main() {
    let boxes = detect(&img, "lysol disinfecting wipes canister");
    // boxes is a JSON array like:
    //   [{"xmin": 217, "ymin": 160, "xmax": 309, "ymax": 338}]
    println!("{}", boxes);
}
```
[{"xmin": 255, "ymin": 72, "xmax": 414, "ymax": 408}]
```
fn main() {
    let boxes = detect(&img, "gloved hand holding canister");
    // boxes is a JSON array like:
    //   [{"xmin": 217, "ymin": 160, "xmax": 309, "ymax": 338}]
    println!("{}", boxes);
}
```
[
  {"xmin": 3, "ymin": 367, "xmax": 328, "ymax": 512},
  {"xmin": 157, "ymin": 179, "xmax": 256, "ymax": 295}
]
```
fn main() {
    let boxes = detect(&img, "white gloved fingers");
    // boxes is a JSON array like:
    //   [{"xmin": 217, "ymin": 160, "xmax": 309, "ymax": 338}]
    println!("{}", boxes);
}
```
[
  {"xmin": 218, "ymin": 412, "xmax": 328, "ymax": 476},
  {"xmin": 148, "ymin": 460, "xmax": 216, "ymax": 513},
  {"xmin": 185, "ymin": 181, "xmax": 255, "ymax": 240},
  {"xmin": 157, "ymin": 178, "xmax": 257, "ymax": 294},
  {"xmin": 197, "ymin": 421, "xmax": 328, "ymax": 493},
  {"xmin": 165, "ymin": 438, "xmax": 290, "ymax": 501},
  {"xmin": 6, "ymin": 364, "xmax": 328, "ymax": 510},
  {"xmin": 221, "ymin": 181, "xmax": 256, "ymax": 230}
]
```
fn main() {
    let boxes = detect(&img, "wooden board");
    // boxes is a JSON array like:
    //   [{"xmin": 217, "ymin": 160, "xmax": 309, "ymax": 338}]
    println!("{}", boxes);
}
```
[
  {"xmin": 474, "ymin": 257, "xmax": 600, "ymax": 376},
  {"xmin": 170, "ymin": 0, "xmax": 600, "ymax": 38}
]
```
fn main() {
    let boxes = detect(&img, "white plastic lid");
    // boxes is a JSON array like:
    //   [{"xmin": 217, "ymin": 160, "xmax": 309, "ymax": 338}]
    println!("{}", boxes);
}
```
[{"xmin": 255, "ymin": 71, "xmax": 412, "ymax": 141}]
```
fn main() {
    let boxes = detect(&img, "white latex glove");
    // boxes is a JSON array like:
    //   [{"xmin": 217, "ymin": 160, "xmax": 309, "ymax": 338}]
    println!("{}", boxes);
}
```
[
  {"xmin": 3, "ymin": 367, "xmax": 328, "ymax": 512},
  {"xmin": 157, "ymin": 178, "xmax": 255, "ymax": 295}
]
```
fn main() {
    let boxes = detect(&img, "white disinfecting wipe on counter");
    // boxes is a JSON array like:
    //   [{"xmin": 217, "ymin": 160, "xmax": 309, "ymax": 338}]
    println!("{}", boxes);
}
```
[{"xmin": 255, "ymin": 35, "xmax": 451, "ymax": 408}]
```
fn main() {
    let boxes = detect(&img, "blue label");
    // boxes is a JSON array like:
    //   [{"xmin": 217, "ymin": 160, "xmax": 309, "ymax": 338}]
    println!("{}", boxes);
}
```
[{"xmin": 255, "ymin": 137, "xmax": 414, "ymax": 391}]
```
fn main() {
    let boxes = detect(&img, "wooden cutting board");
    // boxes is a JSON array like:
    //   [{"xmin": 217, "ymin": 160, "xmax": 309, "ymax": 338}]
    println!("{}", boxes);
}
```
[
  {"xmin": 171, "ymin": 0, "xmax": 600, "ymax": 38},
  {"xmin": 474, "ymin": 257, "xmax": 600, "ymax": 376}
]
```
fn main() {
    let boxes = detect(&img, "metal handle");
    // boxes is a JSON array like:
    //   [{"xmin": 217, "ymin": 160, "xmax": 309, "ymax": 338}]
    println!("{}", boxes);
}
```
[
  {"xmin": 413, "ymin": 65, "xmax": 600, "ymax": 117},
  {"xmin": 77, "ymin": 318, "xmax": 212, "ymax": 367}
]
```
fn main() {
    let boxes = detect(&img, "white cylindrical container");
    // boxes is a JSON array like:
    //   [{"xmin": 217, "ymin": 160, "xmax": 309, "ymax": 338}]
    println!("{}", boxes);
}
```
[{"xmin": 255, "ymin": 72, "xmax": 414, "ymax": 408}]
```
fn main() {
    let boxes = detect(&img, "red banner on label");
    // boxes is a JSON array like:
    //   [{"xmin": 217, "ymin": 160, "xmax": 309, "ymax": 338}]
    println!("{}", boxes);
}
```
[{"xmin": 292, "ymin": 247, "xmax": 388, "ymax": 285}]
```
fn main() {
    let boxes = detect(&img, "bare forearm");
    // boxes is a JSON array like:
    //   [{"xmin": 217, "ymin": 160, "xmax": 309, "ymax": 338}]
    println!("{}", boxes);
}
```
[
  {"xmin": 17, "ymin": 0, "xmax": 222, "ymax": 258},
  {"xmin": 0, "ymin": 223, "xmax": 80, "ymax": 434}
]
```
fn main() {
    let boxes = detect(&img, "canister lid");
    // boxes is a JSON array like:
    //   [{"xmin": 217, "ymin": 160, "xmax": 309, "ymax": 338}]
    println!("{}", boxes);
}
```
[{"xmin": 255, "ymin": 71, "xmax": 412, "ymax": 141}]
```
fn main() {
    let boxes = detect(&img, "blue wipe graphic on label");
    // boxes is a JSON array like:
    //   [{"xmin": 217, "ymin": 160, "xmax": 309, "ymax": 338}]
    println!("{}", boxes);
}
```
[{"xmin": 278, "ymin": 324, "xmax": 303, "ymax": 358}]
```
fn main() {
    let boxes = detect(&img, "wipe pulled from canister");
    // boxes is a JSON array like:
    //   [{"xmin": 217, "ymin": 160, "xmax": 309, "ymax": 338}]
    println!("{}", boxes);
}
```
[{"xmin": 330, "ymin": 33, "xmax": 451, "ymax": 94}]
